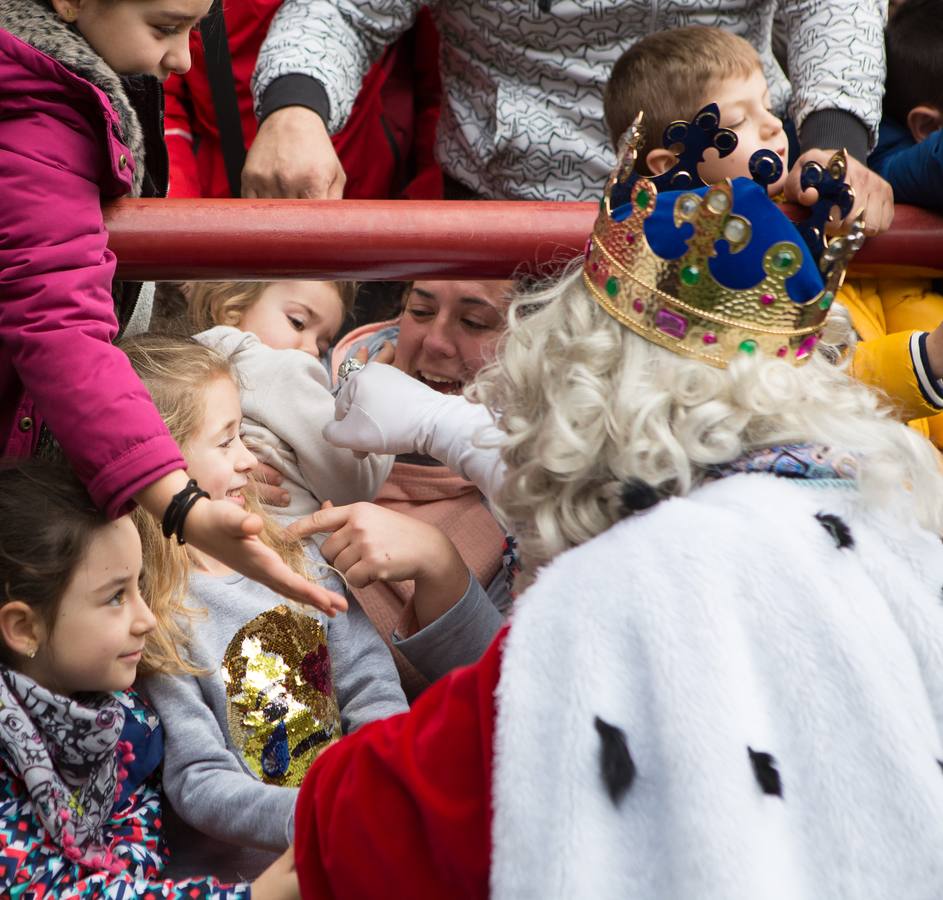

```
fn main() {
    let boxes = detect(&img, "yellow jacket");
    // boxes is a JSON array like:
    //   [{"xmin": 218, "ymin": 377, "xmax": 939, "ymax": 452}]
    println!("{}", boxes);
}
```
[{"xmin": 841, "ymin": 277, "xmax": 943, "ymax": 446}]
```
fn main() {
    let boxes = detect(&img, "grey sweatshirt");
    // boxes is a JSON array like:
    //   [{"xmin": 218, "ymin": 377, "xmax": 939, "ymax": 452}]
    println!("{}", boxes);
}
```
[
  {"xmin": 393, "ymin": 571, "xmax": 505, "ymax": 683},
  {"xmin": 144, "ymin": 557, "xmax": 407, "ymax": 881}
]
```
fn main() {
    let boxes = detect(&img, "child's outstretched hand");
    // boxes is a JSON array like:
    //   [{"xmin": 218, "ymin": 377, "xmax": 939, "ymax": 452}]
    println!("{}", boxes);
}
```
[
  {"xmin": 137, "ymin": 473, "xmax": 347, "ymax": 615},
  {"xmin": 290, "ymin": 501, "xmax": 470, "ymax": 629},
  {"xmin": 250, "ymin": 846, "xmax": 300, "ymax": 900},
  {"xmin": 184, "ymin": 497, "xmax": 347, "ymax": 616}
]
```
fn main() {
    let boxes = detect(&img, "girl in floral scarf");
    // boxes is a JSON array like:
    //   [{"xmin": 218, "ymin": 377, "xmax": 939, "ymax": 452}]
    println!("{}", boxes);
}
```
[{"xmin": 0, "ymin": 460, "xmax": 297, "ymax": 899}]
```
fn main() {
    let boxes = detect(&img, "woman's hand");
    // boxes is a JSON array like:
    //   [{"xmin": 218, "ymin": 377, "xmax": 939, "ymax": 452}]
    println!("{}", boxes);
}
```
[
  {"xmin": 250, "ymin": 846, "xmax": 300, "ymax": 900},
  {"xmin": 183, "ymin": 498, "xmax": 347, "ymax": 614},
  {"xmin": 290, "ymin": 502, "xmax": 469, "ymax": 629},
  {"xmin": 135, "ymin": 472, "xmax": 346, "ymax": 615}
]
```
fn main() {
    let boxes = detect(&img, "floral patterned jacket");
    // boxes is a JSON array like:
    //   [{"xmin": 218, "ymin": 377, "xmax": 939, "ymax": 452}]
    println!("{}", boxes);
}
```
[{"xmin": 0, "ymin": 690, "xmax": 249, "ymax": 899}]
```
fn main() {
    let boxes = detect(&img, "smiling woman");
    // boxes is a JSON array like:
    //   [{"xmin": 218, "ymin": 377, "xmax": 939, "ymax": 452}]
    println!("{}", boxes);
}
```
[
  {"xmin": 394, "ymin": 281, "xmax": 513, "ymax": 393},
  {"xmin": 328, "ymin": 280, "xmax": 514, "ymax": 697}
]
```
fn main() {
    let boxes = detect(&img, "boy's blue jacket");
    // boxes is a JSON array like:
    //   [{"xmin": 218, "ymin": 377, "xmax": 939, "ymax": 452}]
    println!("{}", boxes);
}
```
[{"xmin": 869, "ymin": 116, "xmax": 943, "ymax": 211}]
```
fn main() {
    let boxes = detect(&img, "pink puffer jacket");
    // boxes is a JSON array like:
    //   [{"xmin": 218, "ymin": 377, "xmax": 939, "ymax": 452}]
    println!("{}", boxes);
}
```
[{"xmin": 0, "ymin": 2, "xmax": 184, "ymax": 517}]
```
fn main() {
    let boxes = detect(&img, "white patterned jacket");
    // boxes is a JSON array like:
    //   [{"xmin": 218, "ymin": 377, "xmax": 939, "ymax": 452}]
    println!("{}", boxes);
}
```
[{"xmin": 252, "ymin": 0, "xmax": 886, "ymax": 201}]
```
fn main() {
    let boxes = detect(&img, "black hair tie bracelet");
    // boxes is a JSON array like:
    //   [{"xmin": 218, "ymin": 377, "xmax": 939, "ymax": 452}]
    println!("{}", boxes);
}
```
[{"xmin": 161, "ymin": 479, "xmax": 210, "ymax": 545}]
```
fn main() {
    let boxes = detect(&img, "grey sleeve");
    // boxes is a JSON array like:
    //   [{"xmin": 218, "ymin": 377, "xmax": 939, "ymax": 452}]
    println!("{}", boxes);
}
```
[
  {"xmin": 252, "ymin": 0, "xmax": 424, "ymax": 132},
  {"xmin": 329, "ymin": 594, "xmax": 409, "ymax": 732},
  {"xmin": 143, "ymin": 673, "xmax": 298, "ymax": 851},
  {"xmin": 393, "ymin": 572, "xmax": 505, "ymax": 683}
]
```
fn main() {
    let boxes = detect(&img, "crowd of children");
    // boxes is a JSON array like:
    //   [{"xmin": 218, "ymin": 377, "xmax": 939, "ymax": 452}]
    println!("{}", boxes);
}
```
[{"xmin": 3, "ymin": 0, "xmax": 943, "ymax": 896}]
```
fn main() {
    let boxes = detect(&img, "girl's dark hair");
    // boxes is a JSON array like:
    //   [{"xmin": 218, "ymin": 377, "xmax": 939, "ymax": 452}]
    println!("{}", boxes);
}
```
[{"xmin": 0, "ymin": 461, "xmax": 108, "ymax": 663}]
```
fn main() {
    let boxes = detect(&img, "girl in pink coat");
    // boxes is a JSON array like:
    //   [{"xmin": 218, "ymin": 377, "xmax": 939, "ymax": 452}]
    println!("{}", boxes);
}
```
[{"xmin": 0, "ymin": 0, "xmax": 340, "ymax": 613}]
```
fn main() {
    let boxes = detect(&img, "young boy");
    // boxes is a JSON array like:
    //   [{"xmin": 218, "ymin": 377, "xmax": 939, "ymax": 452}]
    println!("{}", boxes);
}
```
[
  {"xmin": 604, "ymin": 25, "xmax": 943, "ymax": 449},
  {"xmin": 869, "ymin": 0, "xmax": 943, "ymax": 211},
  {"xmin": 604, "ymin": 27, "xmax": 789, "ymax": 197}
]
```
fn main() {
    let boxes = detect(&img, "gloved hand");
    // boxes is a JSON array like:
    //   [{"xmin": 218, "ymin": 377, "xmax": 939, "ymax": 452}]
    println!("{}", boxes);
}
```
[{"xmin": 323, "ymin": 362, "xmax": 506, "ymax": 500}]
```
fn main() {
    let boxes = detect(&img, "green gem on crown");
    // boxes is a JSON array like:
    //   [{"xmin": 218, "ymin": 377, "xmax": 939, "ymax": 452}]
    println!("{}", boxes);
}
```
[
  {"xmin": 636, "ymin": 188, "xmax": 650, "ymax": 209},
  {"xmin": 818, "ymin": 291, "xmax": 834, "ymax": 310},
  {"xmin": 738, "ymin": 339, "xmax": 758, "ymax": 354},
  {"xmin": 773, "ymin": 249, "xmax": 795, "ymax": 271},
  {"xmin": 680, "ymin": 265, "xmax": 700, "ymax": 286},
  {"xmin": 606, "ymin": 276, "xmax": 619, "ymax": 297}
]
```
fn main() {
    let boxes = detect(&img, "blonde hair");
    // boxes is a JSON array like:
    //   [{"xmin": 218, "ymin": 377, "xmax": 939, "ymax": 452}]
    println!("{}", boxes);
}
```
[
  {"xmin": 121, "ymin": 335, "xmax": 308, "ymax": 675},
  {"xmin": 470, "ymin": 266, "xmax": 943, "ymax": 586},
  {"xmin": 604, "ymin": 26, "xmax": 763, "ymax": 172},
  {"xmin": 187, "ymin": 281, "xmax": 357, "ymax": 332}
]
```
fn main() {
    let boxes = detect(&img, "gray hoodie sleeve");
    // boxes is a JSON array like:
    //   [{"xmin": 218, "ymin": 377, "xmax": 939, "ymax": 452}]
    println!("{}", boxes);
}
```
[
  {"xmin": 393, "ymin": 572, "xmax": 505, "ymax": 683},
  {"xmin": 144, "ymin": 672, "xmax": 298, "ymax": 850},
  {"xmin": 329, "ymin": 593, "xmax": 409, "ymax": 732},
  {"xmin": 252, "ymin": 0, "xmax": 422, "ymax": 131}
]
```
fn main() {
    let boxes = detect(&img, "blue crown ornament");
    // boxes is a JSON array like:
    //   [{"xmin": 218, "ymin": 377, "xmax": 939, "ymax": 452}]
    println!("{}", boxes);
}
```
[
  {"xmin": 584, "ymin": 111, "xmax": 864, "ymax": 368},
  {"xmin": 609, "ymin": 103, "xmax": 784, "ymax": 208}
]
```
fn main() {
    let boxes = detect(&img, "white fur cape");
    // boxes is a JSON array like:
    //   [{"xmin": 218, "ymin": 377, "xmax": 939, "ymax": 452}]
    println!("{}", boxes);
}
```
[{"xmin": 492, "ymin": 474, "xmax": 943, "ymax": 899}]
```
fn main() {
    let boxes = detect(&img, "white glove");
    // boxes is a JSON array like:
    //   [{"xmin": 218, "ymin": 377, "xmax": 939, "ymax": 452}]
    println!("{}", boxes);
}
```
[{"xmin": 323, "ymin": 362, "xmax": 506, "ymax": 501}]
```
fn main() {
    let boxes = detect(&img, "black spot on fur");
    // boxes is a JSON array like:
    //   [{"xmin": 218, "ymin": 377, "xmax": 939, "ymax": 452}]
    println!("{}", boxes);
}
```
[
  {"xmin": 937, "ymin": 760, "xmax": 943, "ymax": 775},
  {"xmin": 815, "ymin": 512, "xmax": 854, "ymax": 550},
  {"xmin": 748, "ymin": 747, "xmax": 783, "ymax": 797},
  {"xmin": 594, "ymin": 716, "xmax": 636, "ymax": 806},
  {"xmin": 618, "ymin": 479, "xmax": 666, "ymax": 518}
]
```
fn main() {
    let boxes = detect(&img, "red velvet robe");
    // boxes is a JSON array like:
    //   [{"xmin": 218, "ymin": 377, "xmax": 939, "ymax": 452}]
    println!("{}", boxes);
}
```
[{"xmin": 294, "ymin": 627, "xmax": 507, "ymax": 898}]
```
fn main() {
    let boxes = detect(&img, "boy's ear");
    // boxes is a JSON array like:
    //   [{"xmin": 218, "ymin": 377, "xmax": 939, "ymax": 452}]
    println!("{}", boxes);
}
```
[
  {"xmin": 645, "ymin": 148, "xmax": 676, "ymax": 177},
  {"xmin": 906, "ymin": 105, "xmax": 943, "ymax": 144},
  {"xmin": 0, "ymin": 602, "xmax": 45, "ymax": 659}
]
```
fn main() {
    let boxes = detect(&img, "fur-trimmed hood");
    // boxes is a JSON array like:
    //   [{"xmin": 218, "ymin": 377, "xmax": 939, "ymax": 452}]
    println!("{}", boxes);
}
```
[{"xmin": 0, "ymin": 0, "xmax": 144, "ymax": 194}]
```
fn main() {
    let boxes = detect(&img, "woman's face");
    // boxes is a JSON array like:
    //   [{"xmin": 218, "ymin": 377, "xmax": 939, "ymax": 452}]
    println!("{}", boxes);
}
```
[{"xmin": 393, "ymin": 281, "xmax": 513, "ymax": 393}]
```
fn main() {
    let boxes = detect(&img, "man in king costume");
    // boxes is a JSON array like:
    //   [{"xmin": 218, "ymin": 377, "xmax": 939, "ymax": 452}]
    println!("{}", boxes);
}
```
[{"xmin": 290, "ymin": 118, "xmax": 943, "ymax": 899}]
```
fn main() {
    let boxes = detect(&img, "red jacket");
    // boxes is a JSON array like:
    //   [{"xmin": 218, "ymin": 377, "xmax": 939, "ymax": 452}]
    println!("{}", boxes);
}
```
[
  {"xmin": 165, "ymin": 5, "xmax": 442, "ymax": 199},
  {"xmin": 293, "ymin": 626, "xmax": 504, "ymax": 898},
  {"xmin": 0, "ymin": 17, "xmax": 184, "ymax": 518}
]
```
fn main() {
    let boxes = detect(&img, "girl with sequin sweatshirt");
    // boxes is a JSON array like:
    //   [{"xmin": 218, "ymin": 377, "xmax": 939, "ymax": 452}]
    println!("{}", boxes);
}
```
[
  {"xmin": 0, "ymin": 461, "xmax": 298, "ymax": 900},
  {"xmin": 123, "ymin": 336, "xmax": 408, "ymax": 882}
]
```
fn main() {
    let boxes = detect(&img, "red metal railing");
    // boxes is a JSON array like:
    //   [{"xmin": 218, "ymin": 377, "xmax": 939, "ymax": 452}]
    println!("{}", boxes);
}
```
[{"xmin": 104, "ymin": 200, "xmax": 943, "ymax": 282}]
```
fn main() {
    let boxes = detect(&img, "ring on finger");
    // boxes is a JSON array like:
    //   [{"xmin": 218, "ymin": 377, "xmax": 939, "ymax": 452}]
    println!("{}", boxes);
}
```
[{"xmin": 337, "ymin": 358, "xmax": 366, "ymax": 380}]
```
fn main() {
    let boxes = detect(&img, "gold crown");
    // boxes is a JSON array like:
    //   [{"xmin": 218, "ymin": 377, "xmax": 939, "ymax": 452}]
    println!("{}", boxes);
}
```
[{"xmin": 583, "ymin": 115, "xmax": 864, "ymax": 368}]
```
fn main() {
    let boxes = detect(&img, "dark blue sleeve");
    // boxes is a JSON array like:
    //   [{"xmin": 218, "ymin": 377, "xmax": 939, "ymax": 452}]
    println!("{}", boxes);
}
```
[{"xmin": 872, "ymin": 129, "xmax": 943, "ymax": 211}]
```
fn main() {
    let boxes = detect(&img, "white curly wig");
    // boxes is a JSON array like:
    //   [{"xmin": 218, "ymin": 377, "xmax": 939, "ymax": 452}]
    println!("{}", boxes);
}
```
[{"xmin": 470, "ymin": 264, "xmax": 943, "ymax": 584}]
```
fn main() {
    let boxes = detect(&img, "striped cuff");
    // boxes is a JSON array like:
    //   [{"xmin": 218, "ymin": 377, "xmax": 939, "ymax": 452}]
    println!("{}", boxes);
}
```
[{"xmin": 910, "ymin": 332, "xmax": 943, "ymax": 409}]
